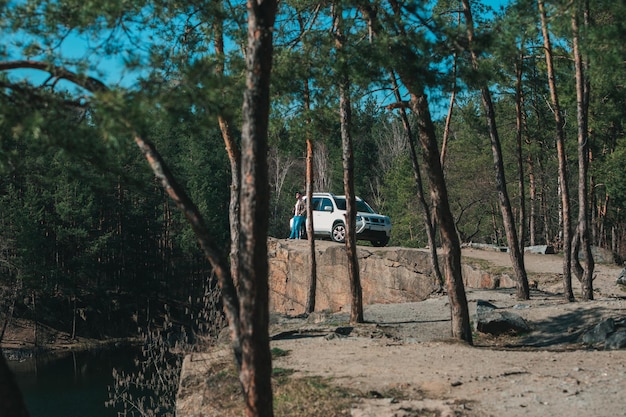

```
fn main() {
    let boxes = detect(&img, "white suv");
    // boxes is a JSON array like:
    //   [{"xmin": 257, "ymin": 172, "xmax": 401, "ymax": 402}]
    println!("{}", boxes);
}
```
[{"xmin": 292, "ymin": 192, "xmax": 392, "ymax": 247}]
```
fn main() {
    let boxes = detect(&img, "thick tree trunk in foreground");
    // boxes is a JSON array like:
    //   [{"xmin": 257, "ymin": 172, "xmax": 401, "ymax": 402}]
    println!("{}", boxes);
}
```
[{"xmin": 236, "ymin": 0, "xmax": 278, "ymax": 414}]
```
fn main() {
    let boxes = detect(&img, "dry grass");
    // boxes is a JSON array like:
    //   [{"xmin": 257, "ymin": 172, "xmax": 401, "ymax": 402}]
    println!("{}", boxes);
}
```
[{"xmin": 196, "ymin": 349, "xmax": 365, "ymax": 417}]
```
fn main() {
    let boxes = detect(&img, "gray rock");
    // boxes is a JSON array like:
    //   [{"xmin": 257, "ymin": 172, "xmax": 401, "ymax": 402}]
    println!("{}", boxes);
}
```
[
  {"xmin": 474, "ymin": 300, "xmax": 531, "ymax": 335},
  {"xmin": 616, "ymin": 268, "xmax": 626, "ymax": 286},
  {"xmin": 605, "ymin": 330, "xmax": 626, "ymax": 350},
  {"xmin": 476, "ymin": 299, "xmax": 498, "ymax": 314},
  {"xmin": 581, "ymin": 318, "xmax": 616, "ymax": 345}
]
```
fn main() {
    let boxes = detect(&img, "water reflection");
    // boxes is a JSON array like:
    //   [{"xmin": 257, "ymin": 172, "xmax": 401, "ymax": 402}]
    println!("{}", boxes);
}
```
[{"xmin": 9, "ymin": 347, "xmax": 140, "ymax": 417}]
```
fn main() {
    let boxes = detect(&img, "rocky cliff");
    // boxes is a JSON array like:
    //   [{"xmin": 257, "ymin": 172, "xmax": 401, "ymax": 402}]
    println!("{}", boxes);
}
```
[{"xmin": 268, "ymin": 238, "xmax": 516, "ymax": 315}]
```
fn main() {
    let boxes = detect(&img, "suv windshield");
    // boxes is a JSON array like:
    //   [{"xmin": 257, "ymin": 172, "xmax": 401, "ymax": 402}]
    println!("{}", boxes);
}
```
[{"xmin": 333, "ymin": 197, "xmax": 376, "ymax": 213}]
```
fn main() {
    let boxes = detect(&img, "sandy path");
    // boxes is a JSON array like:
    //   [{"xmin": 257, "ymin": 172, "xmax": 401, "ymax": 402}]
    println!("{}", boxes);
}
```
[{"xmin": 272, "ymin": 248, "xmax": 626, "ymax": 417}]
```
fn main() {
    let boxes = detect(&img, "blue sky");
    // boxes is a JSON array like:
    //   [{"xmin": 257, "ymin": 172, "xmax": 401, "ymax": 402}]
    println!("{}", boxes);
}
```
[
  {"xmin": 4, "ymin": 0, "xmax": 515, "ymax": 94},
  {"xmin": 484, "ymin": 0, "xmax": 512, "ymax": 11}
]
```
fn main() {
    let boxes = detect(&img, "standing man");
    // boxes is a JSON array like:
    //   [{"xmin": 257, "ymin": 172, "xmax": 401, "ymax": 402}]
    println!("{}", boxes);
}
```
[{"xmin": 289, "ymin": 191, "xmax": 306, "ymax": 239}]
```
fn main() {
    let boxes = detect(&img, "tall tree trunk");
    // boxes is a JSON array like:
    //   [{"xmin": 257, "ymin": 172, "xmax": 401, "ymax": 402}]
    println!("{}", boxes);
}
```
[
  {"xmin": 237, "ymin": 0, "xmax": 277, "ymax": 414},
  {"xmin": 385, "ymin": 0, "xmax": 471, "ymax": 343},
  {"xmin": 538, "ymin": 0, "xmax": 575, "ymax": 301},
  {"xmin": 388, "ymin": 70, "xmax": 443, "ymax": 290},
  {"xmin": 572, "ymin": 4, "xmax": 594, "ymax": 300},
  {"xmin": 304, "ymin": 136, "xmax": 317, "ymax": 313},
  {"xmin": 333, "ymin": 5, "xmax": 363, "ymax": 324},
  {"xmin": 359, "ymin": 1, "xmax": 442, "ymax": 288},
  {"xmin": 528, "ymin": 155, "xmax": 537, "ymax": 246},
  {"xmin": 411, "ymin": 92, "xmax": 473, "ymax": 344},
  {"xmin": 515, "ymin": 54, "xmax": 527, "ymax": 255},
  {"xmin": 215, "ymin": 14, "xmax": 241, "ymax": 289},
  {"xmin": 340, "ymin": 86, "xmax": 363, "ymax": 324},
  {"xmin": 133, "ymin": 132, "xmax": 243, "ymax": 363},
  {"xmin": 461, "ymin": 0, "xmax": 530, "ymax": 300},
  {"xmin": 295, "ymin": 14, "xmax": 318, "ymax": 315},
  {"xmin": 0, "ymin": 287, "xmax": 16, "ymax": 343},
  {"xmin": 304, "ymin": 79, "xmax": 317, "ymax": 313}
]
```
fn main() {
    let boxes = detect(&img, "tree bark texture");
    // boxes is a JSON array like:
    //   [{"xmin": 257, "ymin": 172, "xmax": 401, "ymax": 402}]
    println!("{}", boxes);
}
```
[
  {"xmin": 302, "ymin": 73, "xmax": 318, "ymax": 314},
  {"xmin": 237, "ymin": 0, "xmax": 278, "ymax": 414}
]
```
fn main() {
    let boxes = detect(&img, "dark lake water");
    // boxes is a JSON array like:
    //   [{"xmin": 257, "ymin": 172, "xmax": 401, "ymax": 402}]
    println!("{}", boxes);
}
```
[{"xmin": 8, "ymin": 347, "xmax": 143, "ymax": 417}]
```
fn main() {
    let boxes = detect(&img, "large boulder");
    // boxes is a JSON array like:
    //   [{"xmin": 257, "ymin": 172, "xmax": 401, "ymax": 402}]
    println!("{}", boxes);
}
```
[
  {"xmin": 474, "ymin": 300, "xmax": 531, "ymax": 335},
  {"xmin": 581, "ymin": 318, "xmax": 616, "ymax": 345},
  {"xmin": 268, "ymin": 238, "xmax": 521, "ymax": 315},
  {"xmin": 268, "ymin": 238, "xmax": 439, "ymax": 315},
  {"xmin": 581, "ymin": 318, "xmax": 626, "ymax": 350}
]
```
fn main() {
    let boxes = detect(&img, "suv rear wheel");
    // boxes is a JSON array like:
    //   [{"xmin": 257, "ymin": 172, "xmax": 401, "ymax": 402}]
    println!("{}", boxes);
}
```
[{"xmin": 331, "ymin": 222, "xmax": 346, "ymax": 243}]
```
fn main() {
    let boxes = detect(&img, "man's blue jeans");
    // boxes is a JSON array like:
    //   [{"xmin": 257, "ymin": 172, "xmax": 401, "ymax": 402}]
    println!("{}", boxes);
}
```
[{"xmin": 290, "ymin": 216, "xmax": 305, "ymax": 239}]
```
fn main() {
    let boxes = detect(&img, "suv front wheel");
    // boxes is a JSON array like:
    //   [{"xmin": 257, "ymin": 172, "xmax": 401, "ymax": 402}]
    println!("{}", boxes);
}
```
[{"xmin": 331, "ymin": 222, "xmax": 346, "ymax": 243}]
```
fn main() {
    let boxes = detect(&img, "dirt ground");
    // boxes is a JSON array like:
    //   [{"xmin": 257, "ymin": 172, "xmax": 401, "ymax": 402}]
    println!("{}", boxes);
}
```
[{"xmin": 271, "ymin": 247, "xmax": 626, "ymax": 417}]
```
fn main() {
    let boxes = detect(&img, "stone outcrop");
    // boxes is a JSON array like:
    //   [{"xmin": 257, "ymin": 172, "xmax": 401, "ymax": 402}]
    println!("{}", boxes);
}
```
[
  {"xmin": 268, "ymin": 238, "xmax": 439, "ymax": 315},
  {"xmin": 268, "ymin": 238, "xmax": 518, "ymax": 315}
]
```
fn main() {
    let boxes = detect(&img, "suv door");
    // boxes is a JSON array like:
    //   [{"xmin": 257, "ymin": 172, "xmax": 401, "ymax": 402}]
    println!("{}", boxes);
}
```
[{"xmin": 312, "ymin": 196, "xmax": 335, "ymax": 235}]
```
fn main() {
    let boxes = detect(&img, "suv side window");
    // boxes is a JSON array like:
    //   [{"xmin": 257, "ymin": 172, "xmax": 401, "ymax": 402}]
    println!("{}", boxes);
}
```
[
  {"xmin": 311, "ymin": 197, "xmax": 322, "ymax": 211},
  {"xmin": 334, "ymin": 197, "xmax": 346, "ymax": 211},
  {"xmin": 319, "ymin": 198, "xmax": 333, "ymax": 212}
]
